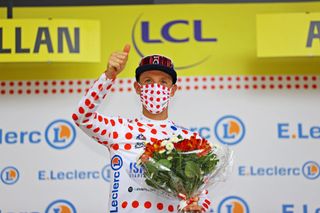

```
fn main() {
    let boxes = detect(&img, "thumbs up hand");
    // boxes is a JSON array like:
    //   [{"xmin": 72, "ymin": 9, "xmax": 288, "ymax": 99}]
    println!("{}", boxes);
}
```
[{"xmin": 105, "ymin": 44, "xmax": 131, "ymax": 79}]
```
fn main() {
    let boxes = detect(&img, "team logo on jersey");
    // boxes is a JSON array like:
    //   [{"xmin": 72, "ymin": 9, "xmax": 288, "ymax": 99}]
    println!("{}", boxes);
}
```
[
  {"xmin": 136, "ymin": 134, "xmax": 146, "ymax": 141},
  {"xmin": 111, "ymin": 155, "xmax": 123, "ymax": 171}
]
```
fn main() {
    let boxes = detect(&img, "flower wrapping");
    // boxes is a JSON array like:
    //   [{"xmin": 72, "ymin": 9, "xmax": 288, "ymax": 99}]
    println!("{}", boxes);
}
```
[{"xmin": 136, "ymin": 134, "xmax": 233, "ymax": 211}]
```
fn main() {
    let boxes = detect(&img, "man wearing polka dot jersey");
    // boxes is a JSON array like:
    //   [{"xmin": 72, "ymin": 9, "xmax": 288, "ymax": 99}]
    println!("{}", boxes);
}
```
[{"xmin": 72, "ymin": 44, "xmax": 211, "ymax": 212}]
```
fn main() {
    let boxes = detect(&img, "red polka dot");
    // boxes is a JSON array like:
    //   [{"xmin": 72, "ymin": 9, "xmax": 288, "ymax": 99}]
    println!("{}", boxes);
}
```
[
  {"xmin": 122, "ymin": 201, "xmax": 128, "ymax": 208},
  {"xmin": 162, "ymin": 131, "xmax": 167, "ymax": 135},
  {"xmin": 86, "ymin": 124, "xmax": 93, "ymax": 129},
  {"xmin": 203, "ymin": 203, "xmax": 209, "ymax": 209},
  {"xmin": 160, "ymin": 124, "xmax": 166, "ymax": 128},
  {"xmin": 182, "ymin": 130, "xmax": 188, "ymax": 134},
  {"xmin": 139, "ymin": 128, "xmax": 145, "ymax": 133},
  {"xmin": 85, "ymin": 99, "xmax": 91, "ymax": 106},
  {"xmin": 78, "ymin": 107, "xmax": 85, "ymax": 114},
  {"xmin": 157, "ymin": 203, "xmax": 163, "ymax": 210},
  {"xmin": 98, "ymin": 128, "xmax": 106, "ymax": 135},
  {"xmin": 128, "ymin": 125, "xmax": 133, "ymax": 130},
  {"xmin": 147, "ymin": 124, "xmax": 154, "ymax": 127},
  {"xmin": 93, "ymin": 127, "xmax": 100, "ymax": 133},
  {"xmin": 144, "ymin": 201, "xmax": 152, "ymax": 209},
  {"xmin": 110, "ymin": 119, "xmax": 115, "ymax": 126},
  {"xmin": 132, "ymin": 201, "xmax": 139, "ymax": 208},
  {"xmin": 72, "ymin": 113, "xmax": 78, "ymax": 121},
  {"xmin": 168, "ymin": 205, "xmax": 174, "ymax": 212},
  {"xmin": 84, "ymin": 113, "xmax": 91, "ymax": 118},
  {"xmin": 113, "ymin": 131, "xmax": 119, "ymax": 139},
  {"xmin": 118, "ymin": 118, "xmax": 123, "ymax": 124},
  {"xmin": 124, "ymin": 144, "xmax": 132, "ymax": 150},
  {"xmin": 98, "ymin": 115, "xmax": 103, "ymax": 122},
  {"xmin": 125, "ymin": 132, "xmax": 133, "ymax": 140},
  {"xmin": 151, "ymin": 129, "xmax": 157, "ymax": 134},
  {"xmin": 112, "ymin": 144, "xmax": 119, "ymax": 150},
  {"xmin": 104, "ymin": 118, "xmax": 109, "ymax": 125}
]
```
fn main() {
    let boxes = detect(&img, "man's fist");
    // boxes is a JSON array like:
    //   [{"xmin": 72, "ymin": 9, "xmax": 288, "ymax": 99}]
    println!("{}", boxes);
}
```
[{"xmin": 105, "ymin": 44, "xmax": 131, "ymax": 79}]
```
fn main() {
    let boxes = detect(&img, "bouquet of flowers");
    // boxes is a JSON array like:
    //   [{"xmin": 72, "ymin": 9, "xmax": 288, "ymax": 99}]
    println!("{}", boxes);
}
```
[{"xmin": 137, "ymin": 134, "xmax": 233, "ymax": 211}]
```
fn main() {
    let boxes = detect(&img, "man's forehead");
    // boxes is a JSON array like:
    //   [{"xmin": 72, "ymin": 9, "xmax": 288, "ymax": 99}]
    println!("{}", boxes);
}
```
[{"xmin": 140, "ymin": 70, "xmax": 172, "ymax": 79}]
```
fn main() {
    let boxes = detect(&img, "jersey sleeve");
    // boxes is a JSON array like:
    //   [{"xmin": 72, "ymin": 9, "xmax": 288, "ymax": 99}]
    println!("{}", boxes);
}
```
[{"xmin": 71, "ymin": 73, "xmax": 124, "ymax": 147}]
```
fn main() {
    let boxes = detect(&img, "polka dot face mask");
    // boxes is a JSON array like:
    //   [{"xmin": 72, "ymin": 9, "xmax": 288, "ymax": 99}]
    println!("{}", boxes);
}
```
[{"xmin": 139, "ymin": 83, "xmax": 172, "ymax": 114}]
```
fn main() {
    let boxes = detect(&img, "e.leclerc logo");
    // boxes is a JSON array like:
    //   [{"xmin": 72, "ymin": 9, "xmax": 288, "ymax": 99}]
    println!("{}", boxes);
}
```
[
  {"xmin": 1, "ymin": 166, "xmax": 19, "ymax": 185},
  {"xmin": 302, "ymin": 161, "xmax": 320, "ymax": 180},
  {"xmin": 110, "ymin": 155, "xmax": 123, "ymax": 213},
  {"xmin": 217, "ymin": 196, "xmax": 250, "ymax": 213},
  {"xmin": 277, "ymin": 122, "xmax": 320, "ymax": 141},
  {"xmin": 45, "ymin": 199, "xmax": 76, "ymax": 213},
  {"xmin": 0, "ymin": 119, "xmax": 76, "ymax": 150},
  {"xmin": 132, "ymin": 14, "xmax": 217, "ymax": 69},
  {"xmin": 238, "ymin": 161, "xmax": 320, "ymax": 180},
  {"xmin": 38, "ymin": 164, "xmax": 112, "ymax": 182},
  {"xmin": 190, "ymin": 115, "xmax": 246, "ymax": 146}
]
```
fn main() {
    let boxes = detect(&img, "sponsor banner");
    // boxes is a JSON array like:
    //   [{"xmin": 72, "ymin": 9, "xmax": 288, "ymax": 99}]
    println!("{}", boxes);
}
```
[
  {"xmin": 0, "ymin": 3, "xmax": 319, "ymax": 80},
  {"xmin": 0, "ymin": 77, "xmax": 319, "ymax": 212},
  {"xmin": 257, "ymin": 13, "xmax": 320, "ymax": 57},
  {"xmin": 0, "ymin": 19, "xmax": 100, "ymax": 62}
]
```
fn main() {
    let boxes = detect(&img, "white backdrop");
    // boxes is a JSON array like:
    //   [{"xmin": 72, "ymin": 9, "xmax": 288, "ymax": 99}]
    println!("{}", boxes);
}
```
[{"xmin": 0, "ymin": 75, "xmax": 319, "ymax": 213}]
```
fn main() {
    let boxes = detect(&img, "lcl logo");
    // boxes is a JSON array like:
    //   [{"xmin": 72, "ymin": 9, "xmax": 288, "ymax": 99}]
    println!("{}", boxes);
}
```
[
  {"xmin": 140, "ymin": 20, "xmax": 217, "ymax": 43},
  {"xmin": 132, "ymin": 15, "xmax": 217, "ymax": 69}
]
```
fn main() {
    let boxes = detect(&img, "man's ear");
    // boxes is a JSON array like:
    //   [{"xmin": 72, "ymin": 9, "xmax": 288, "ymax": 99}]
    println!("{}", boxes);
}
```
[
  {"xmin": 134, "ymin": 81, "xmax": 141, "ymax": 95},
  {"xmin": 170, "ymin": 84, "xmax": 178, "ymax": 97}
]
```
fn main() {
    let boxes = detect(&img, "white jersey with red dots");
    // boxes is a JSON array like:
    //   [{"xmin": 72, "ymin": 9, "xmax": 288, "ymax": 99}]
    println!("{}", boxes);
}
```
[{"xmin": 72, "ymin": 74, "xmax": 211, "ymax": 213}]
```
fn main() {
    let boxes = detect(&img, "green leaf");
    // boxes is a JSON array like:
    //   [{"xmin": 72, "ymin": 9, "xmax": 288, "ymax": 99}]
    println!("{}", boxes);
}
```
[
  {"xmin": 157, "ymin": 159, "xmax": 172, "ymax": 169},
  {"xmin": 184, "ymin": 161, "xmax": 201, "ymax": 178}
]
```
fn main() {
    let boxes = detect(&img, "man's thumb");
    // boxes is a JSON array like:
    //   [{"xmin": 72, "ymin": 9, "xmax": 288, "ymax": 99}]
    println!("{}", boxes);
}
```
[{"xmin": 123, "ymin": 44, "xmax": 131, "ymax": 54}]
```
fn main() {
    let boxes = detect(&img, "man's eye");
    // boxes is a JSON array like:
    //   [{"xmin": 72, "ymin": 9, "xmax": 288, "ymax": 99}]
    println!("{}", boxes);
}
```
[
  {"xmin": 145, "ymin": 79, "xmax": 152, "ymax": 84},
  {"xmin": 161, "ymin": 80, "xmax": 168, "ymax": 85}
]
